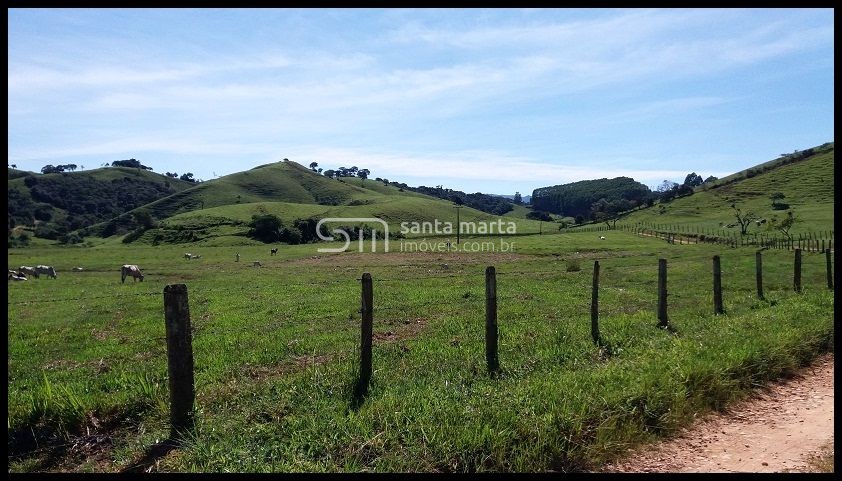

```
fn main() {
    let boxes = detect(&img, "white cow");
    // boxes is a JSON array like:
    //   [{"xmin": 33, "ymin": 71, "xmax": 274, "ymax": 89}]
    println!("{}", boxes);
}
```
[
  {"xmin": 121, "ymin": 264, "xmax": 144, "ymax": 283},
  {"xmin": 184, "ymin": 253, "xmax": 201, "ymax": 260},
  {"xmin": 20, "ymin": 266, "xmax": 39, "ymax": 278},
  {"xmin": 600, "ymin": 236, "xmax": 606, "ymax": 240},
  {"xmin": 184, "ymin": 252, "xmax": 193, "ymax": 259},
  {"xmin": 36, "ymin": 265, "xmax": 57, "ymax": 278},
  {"xmin": 8, "ymin": 272, "xmax": 27, "ymax": 281}
]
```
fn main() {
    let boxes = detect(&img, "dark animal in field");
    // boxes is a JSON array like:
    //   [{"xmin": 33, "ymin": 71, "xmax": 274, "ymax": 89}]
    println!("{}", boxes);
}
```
[
  {"xmin": 19, "ymin": 266, "xmax": 39, "ymax": 278},
  {"xmin": 253, "ymin": 261, "xmax": 262, "ymax": 267},
  {"xmin": 270, "ymin": 248, "xmax": 278, "ymax": 256},
  {"xmin": 121, "ymin": 264, "xmax": 144, "ymax": 283},
  {"xmin": 36, "ymin": 265, "xmax": 57, "ymax": 278}
]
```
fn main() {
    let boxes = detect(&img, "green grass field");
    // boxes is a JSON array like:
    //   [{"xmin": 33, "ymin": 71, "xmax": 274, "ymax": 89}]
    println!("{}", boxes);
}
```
[
  {"xmin": 7, "ymin": 230, "xmax": 834, "ymax": 472},
  {"xmin": 617, "ymin": 146, "xmax": 834, "ymax": 237}
]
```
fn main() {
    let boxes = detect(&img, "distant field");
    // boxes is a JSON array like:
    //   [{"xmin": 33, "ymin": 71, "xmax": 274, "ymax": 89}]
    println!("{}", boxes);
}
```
[{"xmin": 7, "ymin": 230, "xmax": 833, "ymax": 472}]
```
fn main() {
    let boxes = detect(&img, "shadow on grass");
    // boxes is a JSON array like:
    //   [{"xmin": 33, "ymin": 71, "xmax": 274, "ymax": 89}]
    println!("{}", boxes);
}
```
[
  {"xmin": 120, "ymin": 439, "xmax": 179, "ymax": 473},
  {"xmin": 349, "ymin": 378, "xmax": 369, "ymax": 412}
]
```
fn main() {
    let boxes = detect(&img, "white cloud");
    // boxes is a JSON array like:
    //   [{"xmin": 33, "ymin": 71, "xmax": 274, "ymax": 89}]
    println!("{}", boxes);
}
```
[{"xmin": 292, "ymin": 146, "xmax": 696, "ymax": 186}]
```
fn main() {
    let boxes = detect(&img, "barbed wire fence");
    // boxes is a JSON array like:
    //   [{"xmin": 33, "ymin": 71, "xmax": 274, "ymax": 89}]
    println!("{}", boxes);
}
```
[{"xmin": 10, "ymin": 246, "xmax": 834, "ymax": 437}]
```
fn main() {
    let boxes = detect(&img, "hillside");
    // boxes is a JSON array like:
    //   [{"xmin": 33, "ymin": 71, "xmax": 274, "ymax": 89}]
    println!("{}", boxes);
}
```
[
  {"xmin": 618, "ymin": 143, "xmax": 834, "ymax": 236},
  {"xmin": 7, "ymin": 166, "xmax": 195, "ymax": 242},
  {"xmin": 90, "ymin": 160, "xmax": 546, "ymax": 245},
  {"xmin": 531, "ymin": 177, "xmax": 652, "ymax": 217}
]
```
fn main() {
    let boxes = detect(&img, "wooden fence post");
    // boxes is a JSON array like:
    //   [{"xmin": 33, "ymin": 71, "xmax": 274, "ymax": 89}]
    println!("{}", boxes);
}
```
[
  {"xmin": 357, "ymin": 273, "xmax": 374, "ymax": 396},
  {"xmin": 164, "ymin": 284, "xmax": 195, "ymax": 439},
  {"xmin": 756, "ymin": 250, "xmax": 764, "ymax": 300},
  {"xmin": 591, "ymin": 261, "xmax": 600, "ymax": 345},
  {"xmin": 657, "ymin": 259, "xmax": 669, "ymax": 328},
  {"xmin": 794, "ymin": 249, "xmax": 802, "ymax": 293},
  {"xmin": 826, "ymin": 249, "xmax": 833, "ymax": 290},
  {"xmin": 485, "ymin": 266, "xmax": 499, "ymax": 374},
  {"xmin": 713, "ymin": 255, "xmax": 724, "ymax": 314}
]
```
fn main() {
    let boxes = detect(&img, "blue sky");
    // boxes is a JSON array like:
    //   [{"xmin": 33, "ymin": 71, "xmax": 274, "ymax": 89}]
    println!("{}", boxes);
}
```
[{"xmin": 8, "ymin": 8, "xmax": 834, "ymax": 196}]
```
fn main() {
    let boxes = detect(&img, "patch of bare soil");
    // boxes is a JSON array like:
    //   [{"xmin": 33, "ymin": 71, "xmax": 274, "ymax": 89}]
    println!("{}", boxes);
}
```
[
  {"xmin": 601, "ymin": 353, "xmax": 834, "ymax": 473},
  {"xmin": 373, "ymin": 317, "xmax": 428, "ymax": 343}
]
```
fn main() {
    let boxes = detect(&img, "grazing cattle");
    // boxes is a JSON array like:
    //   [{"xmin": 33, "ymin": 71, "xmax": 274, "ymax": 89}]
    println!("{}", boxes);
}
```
[
  {"xmin": 121, "ymin": 264, "xmax": 144, "ymax": 283},
  {"xmin": 19, "ymin": 266, "xmax": 39, "ymax": 278},
  {"xmin": 184, "ymin": 253, "xmax": 193, "ymax": 259},
  {"xmin": 235, "ymin": 253, "xmax": 240, "ymax": 262},
  {"xmin": 72, "ymin": 267, "xmax": 84, "ymax": 271},
  {"xmin": 36, "ymin": 265, "xmax": 57, "ymax": 279},
  {"xmin": 599, "ymin": 236, "xmax": 606, "ymax": 240},
  {"xmin": 253, "ymin": 261, "xmax": 262, "ymax": 267},
  {"xmin": 270, "ymin": 248, "xmax": 278, "ymax": 256},
  {"xmin": 8, "ymin": 272, "xmax": 27, "ymax": 281},
  {"xmin": 184, "ymin": 253, "xmax": 201, "ymax": 260}
]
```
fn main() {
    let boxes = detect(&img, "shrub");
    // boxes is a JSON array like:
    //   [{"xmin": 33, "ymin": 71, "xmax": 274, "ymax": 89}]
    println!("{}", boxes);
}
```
[{"xmin": 565, "ymin": 258, "xmax": 581, "ymax": 272}]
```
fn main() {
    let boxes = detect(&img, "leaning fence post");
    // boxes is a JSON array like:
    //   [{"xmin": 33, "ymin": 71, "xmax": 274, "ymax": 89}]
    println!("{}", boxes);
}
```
[
  {"xmin": 794, "ymin": 248, "xmax": 802, "ymax": 293},
  {"xmin": 826, "ymin": 249, "xmax": 833, "ymax": 290},
  {"xmin": 164, "ymin": 284, "xmax": 195, "ymax": 439},
  {"xmin": 485, "ymin": 266, "xmax": 499, "ymax": 374},
  {"xmin": 591, "ymin": 260, "xmax": 600, "ymax": 345},
  {"xmin": 713, "ymin": 255, "xmax": 724, "ymax": 314},
  {"xmin": 357, "ymin": 273, "xmax": 374, "ymax": 396},
  {"xmin": 756, "ymin": 250, "xmax": 764, "ymax": 300},
  {"xmin": 657, "ymin": 258, "xmax": 669, "ymax": 328}
]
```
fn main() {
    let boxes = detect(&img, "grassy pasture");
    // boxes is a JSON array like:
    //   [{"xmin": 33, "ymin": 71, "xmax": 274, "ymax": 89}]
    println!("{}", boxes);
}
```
[
  {"xmin": 619, "ymin": 146, "xmax": 834, "ymax": 236},
  {"xmin": 7, "ymin": 231, "xmax": 834, "ymax": 472}
]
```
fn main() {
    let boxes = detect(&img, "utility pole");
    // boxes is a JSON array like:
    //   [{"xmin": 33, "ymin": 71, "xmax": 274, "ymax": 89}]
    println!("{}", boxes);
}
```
[{"xmin": 454, "ymin": 205, "xmax": 463, "ymax": 245}]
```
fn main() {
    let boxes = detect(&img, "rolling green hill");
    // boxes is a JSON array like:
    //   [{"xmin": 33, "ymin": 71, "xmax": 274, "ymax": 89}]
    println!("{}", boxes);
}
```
[
  {"xmin": 89, "ymin": 160, "xmax": 546, "ymax": 245},
  {"xmin": 616, "ymin": 143, "xmax": 834, "ymax": 237}
]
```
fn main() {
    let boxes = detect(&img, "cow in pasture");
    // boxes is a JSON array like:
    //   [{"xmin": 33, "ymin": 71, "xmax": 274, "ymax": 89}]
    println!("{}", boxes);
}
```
[
  {"xmin": 36, "ymin": 265, "xmax": 58, "ymax": 278},
  {"xmin": 235, "ymin": 253, "xmax": 240, "ymax": 262},
  {"xmin": 19, "ymin": 266, "xmax": 39, "ymax": 278},
  {"xmin": 18, "ymin": 266, "xmax": 38, "ymax": 279},
  {"xmin": 600, "ymin": 236, "xmax": 606, "ymax": 240},
  {"xmin": 184, "ymin": 253, "xmax": 193, "ymax": 259},
  {"xmin": 253, "ymin": 261, "xmax": 262, "ymax": 267},
  {"xmin": 72, "ymin": 267, "xmax": 84, "ymax": 271},
  {"xmin": 8, "ymin": 271, "xmax": 27, "ymax": 281},
  {"xmin": 121, "ymin": 265, "xmax": 144, "ymax": 283},
  {"xmin": 270, "ymin": 248, "xmax": 278, "ymax": 256},
  {"xmin": 184, "ymin": 253, "xmax": 202, "ymax": 260}
]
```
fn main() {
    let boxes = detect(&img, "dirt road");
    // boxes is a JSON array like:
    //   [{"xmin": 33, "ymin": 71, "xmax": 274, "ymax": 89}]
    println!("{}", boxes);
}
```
[{"xmin": 601, "ymin": 353, "xmax": 834, "ymax": 473}]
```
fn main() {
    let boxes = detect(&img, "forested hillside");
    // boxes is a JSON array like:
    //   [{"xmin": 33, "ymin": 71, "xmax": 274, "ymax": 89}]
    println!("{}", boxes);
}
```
[
  {"xmin": 7, "ymin": 166, "xmax": 194, "ymax": 243},
  {"xmin": 531, "ymin": 177, "xmax": 652, "ymax": 219}
]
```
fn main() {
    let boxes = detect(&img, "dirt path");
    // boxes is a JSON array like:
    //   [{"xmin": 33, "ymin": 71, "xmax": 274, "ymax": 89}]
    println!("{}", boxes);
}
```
[{"xmin": 601, "ymin": 353, "xmax": 834, "ymax": 473}]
